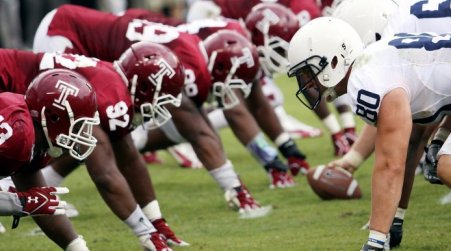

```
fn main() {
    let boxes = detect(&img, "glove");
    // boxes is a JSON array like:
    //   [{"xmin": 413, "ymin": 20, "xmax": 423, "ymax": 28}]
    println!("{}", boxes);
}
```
[
  {"xmin": 423, "ymin": 140, "xmax": 444, "ymax": 185},
  {"xmin": 389, "ymin": 217, "xmax": 403, "ymax": 248},
  {"xmin": 12, "ymin": 187, "xmax": 69, "ymax": 228},
  {"xmin": 15, "ymin": 187, "xmax": 69, "ymax": 216}
]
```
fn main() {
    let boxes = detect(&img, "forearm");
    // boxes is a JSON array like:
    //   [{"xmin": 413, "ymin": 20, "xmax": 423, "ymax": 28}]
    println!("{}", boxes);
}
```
[
  {"xmin": 351, "ymin": 124, "xmax": 376, "ymax": 160},
  {"xmin": 370, "ymin": 161, "xmax": 405, "ymax": 233},
  {"xmin": 187, "ymin": 130, "xmax": 227, "ymax": 170},
  {"xmin": 113, "ymin": 136, "xmax": 156, "ymax": 205},
  {"xmin": 223, "ymin": 104, "xmax": 261, "ymax": 145},
  {"xmin": 0, "ymin": 191, "xmax": 23, "ymax": 216},
  {"xmin": 246, "ymin": 83, "xmax": 284, "ymax": 140}
]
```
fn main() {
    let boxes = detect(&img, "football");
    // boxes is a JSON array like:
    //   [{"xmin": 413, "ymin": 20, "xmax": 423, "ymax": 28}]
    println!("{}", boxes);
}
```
[{"xmin": 306, "ymin": 165, "xmax": 362, "ymax": 200}]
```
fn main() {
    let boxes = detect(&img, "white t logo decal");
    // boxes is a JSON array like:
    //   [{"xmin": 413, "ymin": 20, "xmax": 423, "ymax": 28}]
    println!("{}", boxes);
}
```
[
  {"xmin": 149, "ymin": 58, "xmax": 175, "ymax": 87},
  {"xmin": 256, "ymin": 9, "xmax": 280, "ymax": 33},
  {"xmin": 231, "ymin": 47, "xmax": 255, "ymax": 68},
  {"xmin": 53, "ymin": 80, "xmax": 80, "ymax": 110}
]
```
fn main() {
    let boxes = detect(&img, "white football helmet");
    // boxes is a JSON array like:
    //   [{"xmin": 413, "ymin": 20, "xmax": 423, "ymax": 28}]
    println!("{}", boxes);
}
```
[
  {"xmin": 332, "ymin": 0, "xmax": 398, "ymax": 46},
  {"xmin": 287, "ymin": 17, "xmax": 363, "ymax": 109},
  {"xmin": 186, "ymin": 0, "xmax": 221, "ymax": 22}
]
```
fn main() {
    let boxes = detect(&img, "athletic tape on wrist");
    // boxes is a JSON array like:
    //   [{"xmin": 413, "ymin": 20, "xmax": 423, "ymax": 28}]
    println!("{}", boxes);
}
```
[{"xmin": 343, "ymin": 149, "xmax": 364, "ymax": 168}]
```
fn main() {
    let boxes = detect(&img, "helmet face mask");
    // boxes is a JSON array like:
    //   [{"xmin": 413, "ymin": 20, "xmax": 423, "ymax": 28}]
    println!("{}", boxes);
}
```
[
  {"xmin": 138, "ymin": 91, "xmax": 182, "ymax": 129},
  {"xmin": 288, "ymin": 58, "xmax": 328, "ymax": 109},
  {"xmin": 26, "ymin": 69, "xmax": 100, "ymax": 161},
  {"xmin": 54, "ymin": 110, "xmax": 100, "ymax": 160},
  {"xmin": 212, "ymin": 78, "xmax": 251, "ymax": 109},
  {"xmin": 259, "ymin": 34, "xmax": 291, "ymax": 75}
]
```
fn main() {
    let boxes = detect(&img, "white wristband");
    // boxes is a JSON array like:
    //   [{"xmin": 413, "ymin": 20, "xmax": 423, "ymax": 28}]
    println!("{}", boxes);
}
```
[
  {"xmin": 274, "ymin": 132, "xmax": 291, "ymax": 147},
  {"xmin": 343, "ymin": 149, "xmax": 364, "ymax": 168}
]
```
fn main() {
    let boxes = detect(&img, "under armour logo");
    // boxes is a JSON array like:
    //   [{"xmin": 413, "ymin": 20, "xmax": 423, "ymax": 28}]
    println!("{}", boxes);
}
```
[
  {"xmin": 256, "ymin": 9, "xmax": 280, "ymax": 33},
  {"xmin": 231, "ymin": 48, "xmax": 255, "ymax": 68},
  {"xmin": 53, "ymin": 80, "xmax": 80, "ymax": 110},
  {"xmin": 27, "ymin": 196, "xmax": 39, "ymax": 204},
  {"xmin": 149, "ymin": 58, "xmax": 175, "ymax": 87}
]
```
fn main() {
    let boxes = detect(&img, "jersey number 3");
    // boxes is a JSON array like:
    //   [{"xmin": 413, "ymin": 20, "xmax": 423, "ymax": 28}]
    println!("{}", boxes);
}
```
[{"xmin": 0, "ymin": 115, "xmax": 13, "ymax": 145}]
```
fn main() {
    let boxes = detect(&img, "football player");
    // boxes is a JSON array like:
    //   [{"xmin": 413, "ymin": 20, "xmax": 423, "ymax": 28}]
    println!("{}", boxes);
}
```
[
  {"xmin": 33, "ymin": 4, "xmax": 272, "ymax": 219},
  {"xmin": 188, "ymin": 0, "xmax": 321, "ymax": 25},
  {"xmin": 327, "ymin": 0, "xmax": 451, "ymax": 247},
  {"xmin": 187, "ymin": 1, "xmax": 357, "ymax": 157},
  {"xmin": 288, "ymin": 16, "xmax": 451, "ymax": 251},
  {"xmin": 0, "ymin": 47, "xmax": 185, "ymax": 250},
  {"xmin": 176, "ymin": 12, "xmax": 311, "ymax": 184},
  {"xmin": 0, "ymin": 69, "xmax": 99, "ymax": 250}
]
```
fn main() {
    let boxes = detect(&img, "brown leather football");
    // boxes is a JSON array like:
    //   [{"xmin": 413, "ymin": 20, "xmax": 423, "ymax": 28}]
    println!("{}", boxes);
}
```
[{"xmin": 307, "ymin": 165, "xmax": 362, "ymax": 200}]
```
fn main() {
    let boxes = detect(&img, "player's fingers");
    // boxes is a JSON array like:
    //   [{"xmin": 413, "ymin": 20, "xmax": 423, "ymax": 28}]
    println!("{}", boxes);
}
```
[
  {"xmin": 57, "ymin": 200, "xmax": 67, "ymax": 208},
  {"xmin": 52, "ymin": 208, "xmax": 66, "ymax": 215},
  {"xmin": 51, "ymin": 187, "xmax": 70, "ymax": 195}
]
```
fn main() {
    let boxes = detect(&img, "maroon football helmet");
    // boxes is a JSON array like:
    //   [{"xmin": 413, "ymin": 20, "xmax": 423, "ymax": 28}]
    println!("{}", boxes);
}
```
[
  {"xmin": 203, "ymin": 30, "xmax": 259, "ymax": 109},
  {"xmin": 25, "ymin": 69, "xmax": 100, "ymax": 160},
  {"xmin": 245, "ymin": 3, "xmax": 300, "ymax": 74},
  {"xmin": 114, "ymin": 41, "xmax": 185, "ymax": 129}
]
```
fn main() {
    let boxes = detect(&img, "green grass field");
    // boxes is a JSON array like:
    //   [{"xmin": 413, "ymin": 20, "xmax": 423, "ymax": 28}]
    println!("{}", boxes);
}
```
[{"xmin": 1, "ymin": 75, "xmax": 450, "ymax": 251}]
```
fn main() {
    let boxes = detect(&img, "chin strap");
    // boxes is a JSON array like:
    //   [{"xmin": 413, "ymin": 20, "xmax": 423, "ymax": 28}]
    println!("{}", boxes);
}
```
[{"xmin": 322, "ymin": 87, "xmax": 338, "ymax": 102}]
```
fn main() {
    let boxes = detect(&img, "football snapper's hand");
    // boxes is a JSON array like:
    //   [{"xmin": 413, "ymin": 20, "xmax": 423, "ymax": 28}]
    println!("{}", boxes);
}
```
[{"xmin": 326, "ymin": 158, "xmax": 357, "ymax": 174}]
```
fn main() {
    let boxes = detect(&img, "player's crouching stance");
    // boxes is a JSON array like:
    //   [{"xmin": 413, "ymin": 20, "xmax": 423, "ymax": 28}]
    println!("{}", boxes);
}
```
[
  {"xmin": 0, "ymin": 69, "xmax": 99, "ymax": 250},
  {"xmin": 288, "ymin": 16, "xmax": 451, "ymax": 250}
]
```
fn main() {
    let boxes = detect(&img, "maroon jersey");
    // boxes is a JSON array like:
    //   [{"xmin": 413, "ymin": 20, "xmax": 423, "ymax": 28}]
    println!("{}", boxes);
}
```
[
  {"xmin": 0, "ymin": 92, "xmax": 35, "ymax": 176},
  {"xmin": 214, "ymin": 0, "xmax": 320, "ymax": 24},
  {"xmin": 279, "ymin": 0, "xmax": 321, "ymax": 25},
  {"xmin": 0, "ymin": 49, "xmax": 133, "ymax": 140},
  {"xmin": 213, "ymin": 0, "xmax": 259, "ymax": 19},
  {"xmin": 122, "ymin": 8, "xmax": 184, "ymax": 26},
  {"xmin": 0, "ymin": 49, "xmax": 40, "ymax": 94},
  {"xmin": 176, "ymin": 18, "xmax": 250, "ymax": 40},
  {"xmin": 47, "ymin": 4, "xmax": 211, "ymax": 106}
]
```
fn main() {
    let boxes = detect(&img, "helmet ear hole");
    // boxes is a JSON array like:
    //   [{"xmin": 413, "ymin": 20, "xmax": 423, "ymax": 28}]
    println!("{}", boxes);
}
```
[
  {"xmin": 45, "ymin": 109, "xmax": 60, "ymax": 123},
  {"xmin": 331, "ymin": 56, "xmax": 338, "ymax": 69},
  {"xmin": 50, "ymin": 113, "xmax": 60, "ymax": 123},
  {"xmin": 226, "ymin": 40, "xmax": 237, "ymax": 46},
  {"xmin": 216, "ymin": 62, "xmax": 225, "ymax": 72},
  {"xmin": 140, "ymin": 81, "xmax": 149, "ymax": 92},
  {"xmin": 375, "ymin": 33, "xmax": 382, "ymax": 41},
  {"xmin": 144, "ymin": 54, "xmax": 156, "ymax": 61}
]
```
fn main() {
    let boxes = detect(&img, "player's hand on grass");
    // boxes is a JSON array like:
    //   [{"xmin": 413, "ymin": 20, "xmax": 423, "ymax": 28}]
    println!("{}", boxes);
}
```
[
  {"xmin": 15, "ymin": 187, "xmax": 69, "ymax": 216},
  {"xmin": 423, "ymin": 140, "xmax": 443, "ymax": 185}
]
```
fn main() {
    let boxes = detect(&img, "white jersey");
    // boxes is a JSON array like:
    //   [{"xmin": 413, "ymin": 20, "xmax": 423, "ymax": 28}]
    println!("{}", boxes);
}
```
[
  {"xmin": 348, "ymin": 33, "xmax": 451, "ymax": 125},
  {"xmin": 383, "ymin": 0, "xmax": 451, "ymax": 36}
]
